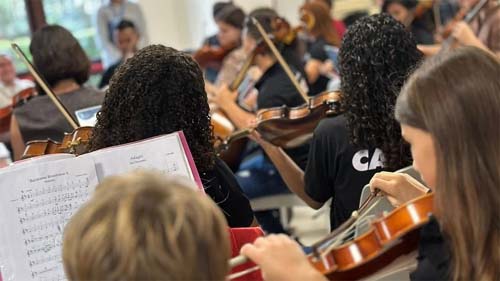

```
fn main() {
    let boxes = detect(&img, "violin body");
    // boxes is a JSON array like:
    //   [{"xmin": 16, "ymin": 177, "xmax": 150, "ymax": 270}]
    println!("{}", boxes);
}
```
[
  {"xmin": 309, "ymin": 193, "xmax": 433, "ymax": 280},
  {"xmin": 0, "ymin": 87, "xmax": 37, "ymax": 134},
  {"xmin": 22, "ymin": 126, "xmax": 93, "ymax": 159},
  {"xmin": 256, "ymin": 91, "xmax": 341, "ymax": 148}
]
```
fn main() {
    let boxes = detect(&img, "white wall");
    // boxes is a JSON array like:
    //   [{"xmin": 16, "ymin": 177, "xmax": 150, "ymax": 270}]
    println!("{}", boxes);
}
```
[{"xmin": 137, "ymin": 0, "xmax": 377, "ymax": 51}]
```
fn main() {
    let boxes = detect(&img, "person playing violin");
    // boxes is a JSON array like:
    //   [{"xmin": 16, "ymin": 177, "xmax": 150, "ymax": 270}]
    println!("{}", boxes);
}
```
[
  {"xmin": 306, "ymin": 0, "xmax": 347, "ymax": 39},
  {"xmin": 382, "ymin": 0, "xmax": 435, "ymax": 44},
  {"xmin": 248, "ymin": 14, "xmax": 422, "ymax": 231},
  {"xmin": 198, "ymin": 1, "xmax": 234, "ymax": 83},
  {"xmin": 419, "ymin": 0, "xmax": 500, "ymax": 57},
  {"xmin": 301, "ymin": 1, "xmax": 342, "ymax": 95},
  {"xmin": 239, "ymin": 46, "xmax": 500, "ymax": 281},
  {"xmin": 63, "ymin": 171, "xmax": 231, "ymax": 280},
  {"xmin": 10, "ymin": 25, "xmax": 104, "ymax": 161},
  {"xmin": 88, "ymin": 44, "xmax": 255, "ymax": 228},
  {"xmin": 195, "ymin": 3, "xmax": 245, "ymax": 84},
  {"xmin": 210, "ymin": 11, "xmax": 309, "ymax": 234}
]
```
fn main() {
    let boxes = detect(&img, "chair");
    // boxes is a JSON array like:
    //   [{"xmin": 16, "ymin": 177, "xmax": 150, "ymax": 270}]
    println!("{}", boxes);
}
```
[
  {"xmin": 228, "ymin": 227, "xmax": 264, "ymax": 281},
  {"xmin": 250, "ymin": 193, "xmax": 308, "ymax": 229}
]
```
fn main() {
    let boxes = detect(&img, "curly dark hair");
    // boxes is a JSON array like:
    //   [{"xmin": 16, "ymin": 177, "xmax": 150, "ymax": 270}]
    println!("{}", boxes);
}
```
[
  {"xmin": 338, "ymin": 13, "xmax": 423, "ymax": 171},
  {"xmin": 89, "ymin": 45, "xmax": 215, "ymax": 173}
]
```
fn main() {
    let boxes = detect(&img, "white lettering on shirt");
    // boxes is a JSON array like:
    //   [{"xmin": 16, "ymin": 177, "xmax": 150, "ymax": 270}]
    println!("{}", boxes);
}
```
[{"xmin": 352, "ymin": 148, "xmax": 385, "ymax": 172}]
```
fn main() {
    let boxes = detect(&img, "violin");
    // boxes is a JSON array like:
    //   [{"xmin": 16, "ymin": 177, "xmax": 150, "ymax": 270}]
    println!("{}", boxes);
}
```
[
  {"xmin": 193, "ymin": 35, "xmax": 241, "ymax": 70},
  {"xmin": 217, "ymin": 91, "xmax": 341, "ymax": 152},
  {"xmin": 11, "ymin": 43, "xmax": 92, "ymax": 159},
  {"xmin": 230, "ymin": 192, "xmax": 434, "ymax": 280},
  {"xmin": 439, "ymin": 0, "xmax": 488, "ymax": 41},
  {"xmin": 0, "ymin": 87, "xmax": 37, "ymax": 134},
  {"xmin": 22, "ymin": 127, "xmax": 93, "ymax": 159},
  {"xmin": 309, "ymin": 193, "xmax": 433, "ymax": 280}
]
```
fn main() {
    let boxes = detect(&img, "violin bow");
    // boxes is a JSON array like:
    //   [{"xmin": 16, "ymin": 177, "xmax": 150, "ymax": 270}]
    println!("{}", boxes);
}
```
[
  {"xmin": 251, "ymin": 17, "xmax": 309, "ymax": 103},
  {"xmin": 11, "ymin": 43, "xmax": 79, "ymax": 129},
  {"xmin": 441, "ymin": 0, "xmax": 489, "ymax": 51}
]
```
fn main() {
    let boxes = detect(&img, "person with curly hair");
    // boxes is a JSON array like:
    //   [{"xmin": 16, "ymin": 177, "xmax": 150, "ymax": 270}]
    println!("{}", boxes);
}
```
[
  {"xmin": 239, "ymin": 46, "xmax": 500, "ymax": 281},
  {"xmin": 250, "ymin": 13, "xmax": 422, "ymax": 230},
  {"xmin": 89, "ymin": 44, "xmax": 254, "ymax": 228}
]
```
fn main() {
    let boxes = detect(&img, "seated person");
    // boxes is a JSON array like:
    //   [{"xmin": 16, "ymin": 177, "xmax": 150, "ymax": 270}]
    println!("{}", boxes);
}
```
[
  {"xmin": 198, "ymin": 1, "xmax": 235, "ymax": 83},
  {"xmin": 301, "ymin": 2, "xmax": 342, "ymax": 96},
  {"xmin": 210, "ymin": 11, "xmax": 309, "ymax": 234},
  {"xmin": 250, "ymin": 14, "xmax": 422, "ymax": 231},
  {"xmin": 239, "ymin": 46, "xmax": 500, "ymax": 281},
  {"xmin": 98, "ymin": 19, "xmax": 140, "ymax": 89},
  {"xmin": 88, "ymin": 44, "xmax": 255, "ymax": 228},
  {"xmin": 383, "ymin": 0, "xmax": 435, "ymax": 44},
  {"xmin": 418, "ymin": 0, "xmax": 500, "ymax": 58},
  {"xmin": 0, "ymin": 54, "xmax": 34, "ymax": 109},
  {"xmin": 63, "ymin": 171, "xmax": 230, "ymax": 280},
  {"xmin": 195, "ymin": 3, "xmax": 245, "ymax": 84},
  {"xmin": 307, "ymin": 0, "xmax": 347, "ymax": 39},
  {"xmin": 10, "ymin": 25, "xmax": 104, "ymax": 160}
]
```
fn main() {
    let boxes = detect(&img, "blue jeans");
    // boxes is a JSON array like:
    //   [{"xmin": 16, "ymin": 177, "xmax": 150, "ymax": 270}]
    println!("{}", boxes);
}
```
[{"xmin": 235, "ymin": 151, "xmax": 290, "ymax": 233}]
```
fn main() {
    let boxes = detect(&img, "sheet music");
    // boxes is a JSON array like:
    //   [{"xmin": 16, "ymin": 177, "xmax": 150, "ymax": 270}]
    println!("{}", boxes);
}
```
[
  {"xmin": 0, "ymin": 156, "xmax": 98, "ymax": 281},
  {"xmin": 84, "ymin": 133, "xmax": 199, "ymax": 189}
]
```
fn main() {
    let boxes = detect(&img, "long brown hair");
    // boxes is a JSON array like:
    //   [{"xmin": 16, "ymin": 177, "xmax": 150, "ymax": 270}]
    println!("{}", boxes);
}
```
[
  {"xmin": 63, "ymin": 171, "xmax": 230, "ymax": 280},
  {"xmin": 396, "ymin": 47, "xmax": 500, "ymax": 281},
  {"xmin": 301, "ymin": 2, "xmax": 340, "ymax": 47}
]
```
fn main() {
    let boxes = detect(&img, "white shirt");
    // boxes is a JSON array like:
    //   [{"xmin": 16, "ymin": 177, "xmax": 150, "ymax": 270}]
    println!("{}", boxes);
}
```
[
  {"xmin": 95, "ymin": 1, "xmax": 149, "ymax": 67},
  {"xmin": 0, "ymin": 78, "xmax": 35, "ymax": 108}
]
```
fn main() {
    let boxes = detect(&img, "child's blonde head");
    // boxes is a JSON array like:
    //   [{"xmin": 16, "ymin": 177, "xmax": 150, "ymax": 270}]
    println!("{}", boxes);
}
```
[{"xmin": 63, "ymin": 171, "xmax": 230, "ymax": 280}]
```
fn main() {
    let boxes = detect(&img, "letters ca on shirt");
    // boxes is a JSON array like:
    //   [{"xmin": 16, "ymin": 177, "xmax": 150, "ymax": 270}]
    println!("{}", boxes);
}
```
[{"xmin": 352, "ymin": 148, "xmax": 385, "ymax": 172}]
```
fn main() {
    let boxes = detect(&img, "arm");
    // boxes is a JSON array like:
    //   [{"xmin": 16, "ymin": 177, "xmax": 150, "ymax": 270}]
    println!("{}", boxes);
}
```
[
  {"xmin": 369, "ymin": 171, "xmax": 429, "ymax": 207},
  {"xmin": 305, "ymin": 59, "xmax": 323, "ymax": 84},
  {"xmin": 417, "ymin": 44, "xmax": 442, "ymax": 57},
  {"xmin": 256, "ymin": 136, "xmax": 323, "ymax": 209},
  {"xmin": 240, "ymin": 234, "xmax": 327, "ymax": 281},
  {"xmin": 452, "ymin": 21, "xmax": 499, "ymax": 58},
  {"xmin": 210, "ymin": 85, "xmax": 256, "ymax": 129},
  {"xmin": 10, "ymin": 115, "xmax": 25, "ymax": 161}
]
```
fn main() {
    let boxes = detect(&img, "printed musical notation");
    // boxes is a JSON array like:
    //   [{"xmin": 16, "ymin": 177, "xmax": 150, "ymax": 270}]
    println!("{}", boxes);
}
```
[{"xmin": 0, "ymin": 156, "xmax": 98, "ymax": 281}]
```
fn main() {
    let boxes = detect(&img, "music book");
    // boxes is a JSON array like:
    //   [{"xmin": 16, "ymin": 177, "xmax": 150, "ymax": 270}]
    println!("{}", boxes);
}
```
[{"xmin": 0, "ymin": 131, "xmax": 202, "ymax": 281}]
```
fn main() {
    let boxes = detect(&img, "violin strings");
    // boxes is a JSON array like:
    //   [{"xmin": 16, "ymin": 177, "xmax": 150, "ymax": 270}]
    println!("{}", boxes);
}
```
[{"xmin": 319, "ymin": 196, "xmax": 383, "ymax": 256}]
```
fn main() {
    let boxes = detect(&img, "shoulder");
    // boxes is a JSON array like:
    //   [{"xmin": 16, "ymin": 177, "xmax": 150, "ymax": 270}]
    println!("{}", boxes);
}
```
[
  {"xmin": 13, "ymin": 95, "xmax": 49, "ymax": 115},
  {"xmin": 314, "ymin": 114, "xmax": 348, "ymax": 137},
  {"xmin": 77, "ymin": 86, "xmax": 105, "ymax": 98}
]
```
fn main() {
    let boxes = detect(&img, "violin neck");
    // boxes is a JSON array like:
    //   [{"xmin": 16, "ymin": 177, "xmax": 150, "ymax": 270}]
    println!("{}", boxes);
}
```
[{"xmin": 229, "ymin": 53, "xmax": 255, "ymax": 91}]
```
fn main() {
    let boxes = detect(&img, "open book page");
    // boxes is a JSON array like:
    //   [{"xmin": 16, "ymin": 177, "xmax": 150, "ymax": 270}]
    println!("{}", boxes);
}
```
[
  {"xmin": 83, "ymin": 132, "xmax": 203, "ymax": 192},
  {"xmin": 0, "ymin": 156, "xmax": 98, "ymax": 281},
  {"xmin": 6, "ymin": 154, "xmax": 75, "ymax": 171}
]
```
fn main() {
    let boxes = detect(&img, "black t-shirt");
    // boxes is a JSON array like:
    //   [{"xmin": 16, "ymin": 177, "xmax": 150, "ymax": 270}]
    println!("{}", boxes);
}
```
[
  {"xmin": 307, "ymin": 37, "xmax": 332, "ymax": 96},
  {"xmin": 304, "ymin": 115, "xmax": 384, "ymax": 230},
  {"xmin": 201, "ymin": 157, "xmax": 254, "ymax": 227},
  {"xmin": 255, "ymin": 62, "xmax": 309, "ymax": 169},
  {"xmin": 410, "ymin": 217, "xmax": 451, "ymax": 280}
]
